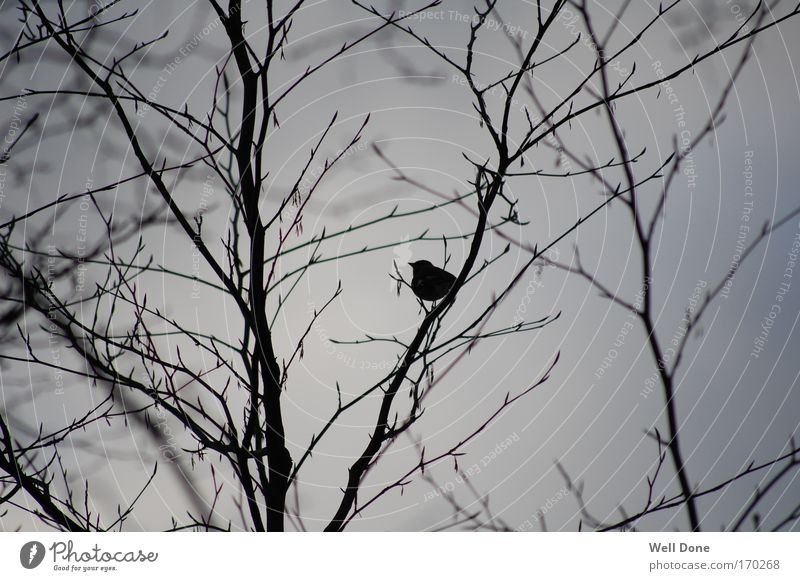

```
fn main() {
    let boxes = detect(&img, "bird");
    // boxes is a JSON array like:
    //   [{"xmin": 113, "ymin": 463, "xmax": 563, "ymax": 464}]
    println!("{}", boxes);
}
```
[{"xmin": 408, "ymin": 260, "xmax": 457, "ymax": 301}]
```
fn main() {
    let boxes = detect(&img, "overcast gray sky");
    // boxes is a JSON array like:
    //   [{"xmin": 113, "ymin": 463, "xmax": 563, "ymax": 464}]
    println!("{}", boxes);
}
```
[{"xmin": 1, "ymin": 0, "xmax": 798, "ymax": 531}]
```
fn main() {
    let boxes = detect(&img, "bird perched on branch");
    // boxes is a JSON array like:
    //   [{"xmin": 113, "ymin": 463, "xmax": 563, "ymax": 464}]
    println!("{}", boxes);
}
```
[{"xmin": 409, "ymin": 260, "xmax": 456, "ymax": 301}]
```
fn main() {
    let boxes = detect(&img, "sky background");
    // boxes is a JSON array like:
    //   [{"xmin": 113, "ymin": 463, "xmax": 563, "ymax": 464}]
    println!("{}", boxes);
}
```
[{"xmin": 1, "ymin": 0, "xmax": 799, "ymax": 531}]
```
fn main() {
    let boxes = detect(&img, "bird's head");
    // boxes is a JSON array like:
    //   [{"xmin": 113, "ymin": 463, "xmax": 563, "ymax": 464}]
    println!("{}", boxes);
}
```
[{"xmin": 408, "ymin": 260, "xmax": 434, "ymax": 273}]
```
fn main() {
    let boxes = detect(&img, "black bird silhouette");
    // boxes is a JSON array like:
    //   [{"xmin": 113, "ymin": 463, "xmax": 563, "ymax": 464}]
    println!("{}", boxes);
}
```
[{"xmin": 409, "ymin": 260, "xmax": 456, "ymax": 301}]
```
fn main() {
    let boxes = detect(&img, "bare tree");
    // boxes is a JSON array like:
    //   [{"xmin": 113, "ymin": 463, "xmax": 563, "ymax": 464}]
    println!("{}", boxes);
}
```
[{"xmin": 0, "ymin": 0, "xmax": 798, "ymax": 532}]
